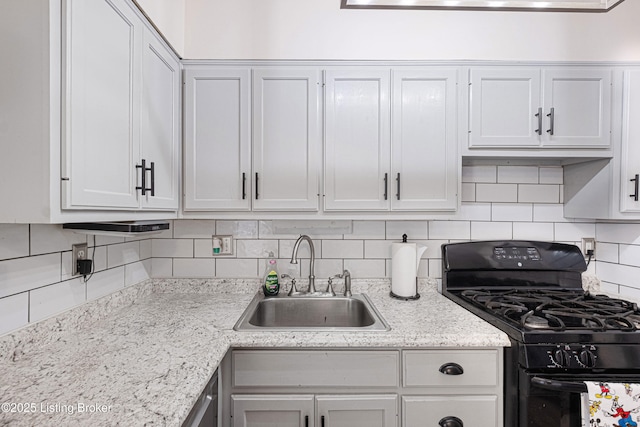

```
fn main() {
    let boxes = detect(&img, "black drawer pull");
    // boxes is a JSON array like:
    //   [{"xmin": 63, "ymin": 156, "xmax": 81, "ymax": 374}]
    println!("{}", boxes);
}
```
[
  {"xmin": 321, "ymin": 415, "xmax": 325, "ymax": 427},
  {"xmin": 305, "ymin": 415, "xmax": 309, "ymax": 427},
  {"xmin": 439, "ymin": 416, "xmax": 463, "ymax": 427},
  {"xmin": 439, "ymin": 362, "xmax": 464, "ymax": 375}
]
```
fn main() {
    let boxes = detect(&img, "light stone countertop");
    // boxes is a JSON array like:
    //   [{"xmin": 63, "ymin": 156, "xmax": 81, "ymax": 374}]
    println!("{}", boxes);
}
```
[{"xmin": 0, "ymin": 278, "xmax": 510, "ymax": 427}]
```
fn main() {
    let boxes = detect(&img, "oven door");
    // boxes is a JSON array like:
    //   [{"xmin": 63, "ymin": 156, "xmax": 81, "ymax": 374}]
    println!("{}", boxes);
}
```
[{"xmin": 521, "ymin": 371, "xmax": 640, "ymax": 427}]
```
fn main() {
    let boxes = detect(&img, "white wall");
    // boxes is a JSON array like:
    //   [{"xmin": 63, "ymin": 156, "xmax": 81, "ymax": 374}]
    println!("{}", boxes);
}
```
[
  {"xmin": 182, "ymin": 0, "xmax": 640, "ymax": 60},
  {"xmin": 136, "ymin": 0, "xmax": 186, "ymax": 56}
]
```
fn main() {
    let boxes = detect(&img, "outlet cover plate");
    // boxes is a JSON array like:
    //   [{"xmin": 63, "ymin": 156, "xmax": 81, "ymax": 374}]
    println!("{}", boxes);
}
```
[{"xmin": 72, "ymin": 243, "xmax": 88, "ymax": 275}]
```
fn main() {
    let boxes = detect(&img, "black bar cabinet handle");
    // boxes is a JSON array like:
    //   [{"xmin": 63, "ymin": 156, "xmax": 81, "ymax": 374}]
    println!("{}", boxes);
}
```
[
  {"xmin": 631, "ymin": 174, "xmax": 639, "ymax": 201},
  {"xmin": 242, "ymin": 172, "xmax": 247, "ymax": 200},
  {"xmin": 439, "ymin": 416, "xmax": 463, "ymax": 427},
  {"xmin": 546, "ymin": 107, "xmax": 555, "ymax": 136},
  {"xmin": 305, "ymin": 415, "xmax": 309, "ymax": 427},
  {"xmin": 534, "ymin": 107, "xmax": 543, "ymax": 135},
  {"xmin": 255, "ymin": 172, "xmax": 259, "ymax": 200},
  {"xmin": 383, "ymin": 173, "xmax": 388, "ymax": 200},
  {"xmin": 321, "ymin": 415, "xmax": 325, "ymax": 427},
  {"xmin": 396, "ymin": 173, "xmax": 401, "ymax": 200},
  {"xmin": 136, "ymin": 159, "xmax": 147, "ymax": 195},
  {"xmin": 531, "ymin": 376, "xmax": 587, "ymax": 393},
  {"xmin": 149, "ymin": 161, "xmax": 155, "ymax": 196}
]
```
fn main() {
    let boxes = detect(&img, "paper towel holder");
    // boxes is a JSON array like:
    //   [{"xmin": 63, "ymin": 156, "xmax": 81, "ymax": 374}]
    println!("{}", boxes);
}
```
[{"xmin": 390, "ymin": 234, "xmax": 421, "ymax": 301}]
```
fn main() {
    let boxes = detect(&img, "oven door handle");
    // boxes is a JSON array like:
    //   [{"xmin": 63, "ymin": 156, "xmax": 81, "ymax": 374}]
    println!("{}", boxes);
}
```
[{"xmin": 531, "ymin": 376, "xmax": 587, "ymax": 393}]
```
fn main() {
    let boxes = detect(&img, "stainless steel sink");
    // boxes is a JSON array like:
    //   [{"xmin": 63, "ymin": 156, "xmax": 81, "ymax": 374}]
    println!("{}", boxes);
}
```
[{"xmin": 233, "ymin": 293, "xmax": 390, "ymax": 331}]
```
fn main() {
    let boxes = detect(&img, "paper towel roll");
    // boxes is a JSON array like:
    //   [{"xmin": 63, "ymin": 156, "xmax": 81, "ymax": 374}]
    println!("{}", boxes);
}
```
[{"xmin": 391, "ymin": 242, "xmax": 419, "ymax": 298}]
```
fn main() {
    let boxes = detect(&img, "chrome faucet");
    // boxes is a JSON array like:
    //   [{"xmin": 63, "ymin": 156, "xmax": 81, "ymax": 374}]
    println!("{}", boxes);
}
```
[{"xmin": 290, "ymin": 235, "xmax": 316, "ymax": 294}]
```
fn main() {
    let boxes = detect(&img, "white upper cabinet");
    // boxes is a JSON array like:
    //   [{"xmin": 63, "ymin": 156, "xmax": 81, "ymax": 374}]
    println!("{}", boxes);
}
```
[
  {"xmin": 324, "ymin": 69, "xmax": 392, "ymax": 211},
  {"xmin": 183, "ymin": 66, "xmax": 320, "ymax": 212},
  {"xmin": 468, "ymin": 66, "xmax": 612, "ymax": 150},
  {"xmin": 139, "ymin": 27, "xmax": 181, "ymax": 210},
  {"xmin": 63, "ymin": 0, "xmax": 180, "ymax": 211},
  {"xmin": 620, "ymin": 69, "xmax": 640, "ymax": 214},
  {"xmin": 183, "ymin": 68, "xmax": 252, "ymax": 211},
  {"xmin": 391, "ymin": 68, "xmax": 458, "ymax": 211},
  {"xmin": 324, "ymin": 68, "xmax": 458, "ymax": 212},
  {"xmin": 63, "ymin": 0, "xmax": 142, "ymax": 209},
  {"xmin": 252, "ymin": 68, "xmax": 320, "ymax": 211}
]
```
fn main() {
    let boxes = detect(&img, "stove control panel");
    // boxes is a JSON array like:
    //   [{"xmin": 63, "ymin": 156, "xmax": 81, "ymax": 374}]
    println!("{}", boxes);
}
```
[
  {"xmin": 493, "ymin": 246, "xmax": 541, "ymax": 262},
  {"xmin": 523, "ymin": 344, "xmax": 601, "ymax": 370}
]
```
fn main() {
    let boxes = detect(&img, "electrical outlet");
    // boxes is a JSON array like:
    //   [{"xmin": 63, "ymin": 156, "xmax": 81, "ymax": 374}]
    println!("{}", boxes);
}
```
[
  {"xmin": 212, "ymin": 235, "xmax": 233, "ymax": 255},
  {"xmin": 72, "ymin": 243, "xmax": 88, "ymax": 276},
  {"xmin": 581, "ymin": 238, "xmax": 596, "ymax": 258}
]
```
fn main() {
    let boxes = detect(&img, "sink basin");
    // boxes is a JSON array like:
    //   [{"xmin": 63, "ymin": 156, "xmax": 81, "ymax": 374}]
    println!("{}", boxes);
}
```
[{"xmin": 233, "ymin": 293, "xmax": 390, "ymax": 331}]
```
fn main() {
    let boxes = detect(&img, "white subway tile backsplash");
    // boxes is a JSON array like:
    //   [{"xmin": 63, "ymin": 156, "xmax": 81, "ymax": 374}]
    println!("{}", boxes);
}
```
[
  {"xmin": 216, "ymin": 259, "xmax": 258, "ymax": 278},
  {"xmin": 107, "ymin": 241, "xmax": 141, "ymax": 268},
  {"xmin": 0, "ymin": 253, "xmax": 61, "ymax": 299},
  {"xmin": 29, "ymin": 278, "xmax": 86, "ymax": 323},
  {"xmin": 86, "ymin": 267, "xmax": 125, "ymax": 301},
  {"xmin": 364, "ymin": 240, "xmax": 393, "ymax": 259},
  {"xmin": 491, "ymin": 203, "xmax": 533, "ymax": 222},
  {"xmin": 172, "ymin": 258, "xmax": 215, "ymax": 278},
  {"xmin": 279, "ymin": 239, "xmax": 311, "ymax": 259},
  {"xmin": 173, "ymin": 220, "xmax": 216, "ymax": 238},
  {"xmin": 0, "ymin": 292, "xmax": 29, "ymax": 335},
  {"xmin": 619, "ymin": 244, "xmax": 640, "ymax": 267},
  {"xmin": 125, "ymin": 260, "xmax": 151, "ymax": 286},
  {"xmin": 345, "ymin": 221, "xmax": 385, "ymax": 240},
  {"xmin": 597, "ymin": 223, "xmax": 640, "ymax": 245},
  {"xmin": 152, "ymin": 239, "xmax": 194, "ymax": 258},
  {"xmin": 344, "ymin": 259, "xmax": 386, "ymax": 278},
  {"xmin": 386, "ymin": 221, "xmax": 428, "ymax": 240},
  {"xmin": 462, "ymin": 165, "xmax": 496, "ymax": 183},
  {"xmin": 597, "ymin": 262, "xmax": 640, "ymax": 290},
  {"xmin": 518, "ymin": 184, "xmax": 560, "ymax": 203},
  {"xmin": 30, "ymin": 224, "xmax": 87, "ymax": 255},
  {"xmin": 217, "ymin": 220, "xmax": 258, "ymax": 238},
  {"xmin": 301, "ymin": 259, "xmax": 343, "ymax": 282},
  {"xmin": 0, "ymin": 224, "xmax": 29, "ymax": 261},
  {"xmin": 512, "ymin": 222, "xmax": 554, "ymax": 241},
  {"xmin": 476, "ymin": 184, "xmax": 518, "ymax": 203},
  {"xmin": 456, "ymin": 203, "xmax": 492, "ymax": 221},
  {"xmin": 596, "ymin": 242, "xmax": 619, "ymax": 264},
  {"xmin": 497, "ymin": 166, "xmax": 539, "ymax": 184},
  {"xmin": 533, "ymin": 204, "xmax": 568, "ymax": 223},
  {"xmin": 151, "ymin": 258, "xmax": 173, "ymax": 278},
  {"xmin": 554, "ymin": 223, "xmax": 596, "ymax": 242},
  {"xmin": 539, "ymin": 167, "xmax": 563, "ymax": 184},
  {"xmin": 461, "ymin": 183, "xmax": 476, "ymax": 202},
  {"xmin": 471, "ymin": 222, "xmax": 513, "ymax": 240},
  {"xmin": 321, "ymin": 240, "xmax": 364, "ymax": 259},
  {"xmin": 140, "ymin": 239, "xmax": 152, "ymax": 260},
  {"xmin": 236, "ymin": 239, "xmax": 279, "ymax": 258},
  {"xmin": 194, "ymin": 239, "xmax": 215, "ymax": 258},
  {"xmin": 429, "ymin": 221, "xmax": 471, "ymax": 240}
]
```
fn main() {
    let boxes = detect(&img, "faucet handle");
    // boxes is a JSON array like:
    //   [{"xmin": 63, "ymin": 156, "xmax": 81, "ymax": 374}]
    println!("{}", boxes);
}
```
[
  {"xmin": 281, "ymin": 274, "xmax": 298, "ymax": 296},
  {"xmin": 326, "ymin": 276, "xmax": 338, "ymax": 297}
]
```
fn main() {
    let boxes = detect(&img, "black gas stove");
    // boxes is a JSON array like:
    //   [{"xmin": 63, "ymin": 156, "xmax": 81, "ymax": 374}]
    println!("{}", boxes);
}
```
[{"xmin": 441, "ymin": 241, "xmax": 640, "ymax": 427}]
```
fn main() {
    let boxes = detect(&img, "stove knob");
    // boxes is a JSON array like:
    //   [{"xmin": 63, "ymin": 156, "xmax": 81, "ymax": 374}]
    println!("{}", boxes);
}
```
[
  {"xmin": 579, "ymin": 350, "xmax": 597, "ymax": 368},
  {"xmin": 553, "ymin": 349, "xmax": 572, "ymax": 368}
]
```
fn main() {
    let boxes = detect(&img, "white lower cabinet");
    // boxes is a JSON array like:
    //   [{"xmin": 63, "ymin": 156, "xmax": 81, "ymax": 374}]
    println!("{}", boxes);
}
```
[
  {"xmin": 222, "ymin": 349, "xmax": 502, "ymax": 427},
  {"xmin": 231, "ymin": 394, "xmax": 397, "ymax": 427}
]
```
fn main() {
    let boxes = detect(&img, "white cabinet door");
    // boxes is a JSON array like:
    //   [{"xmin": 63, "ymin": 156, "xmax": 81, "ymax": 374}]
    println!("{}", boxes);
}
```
[
  {"xmin": 232, "ymin": 395, "xmax": 314, "ymax": 427},
  {"xmin": 316, "ymin": 395, "xmax": 398, "ymax": 427},
  {"xmin": 391, "ymin": 69, "xmax": 458, "ymax": 211},
  {"xmin": 64, "ymin": 0, "xmax": 142, "ymax": 209},
  {"xmin": 469, "ymin": 68, "xmax": 541, "ymax": 148},
  {"xmin": 620, "ymin": 69, "xmax": 640, "ymax": 213},
  {"xmin": 542, "ymin": 68, "xmax": 611, "ymax": 147},
  {"xmin": 183, "ymin": 68, "xmax": 251, "ymax": 211},
  {"xmin": 324, "ymin": 69, "xmax": 391, "ymax": 211},
  {"xmin": 140, "ymin": 28, "xmax": 180, "ymax": 210},
  {"xmin": 252, "ymin": 68, "xmax": 320, "ymax": 211}
]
